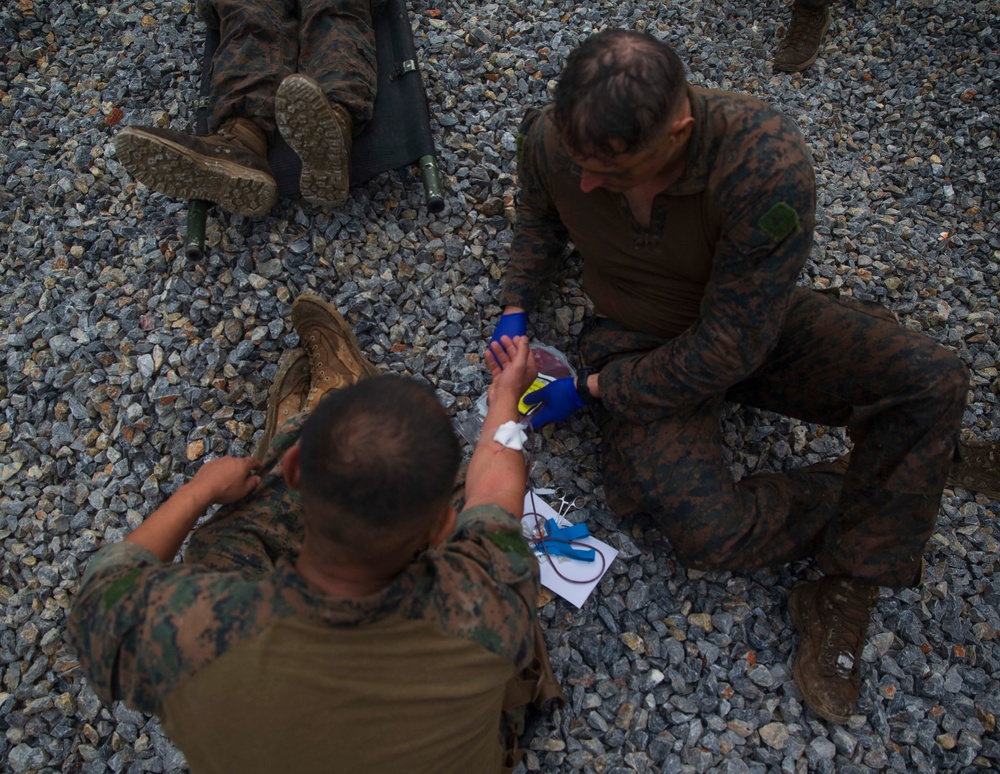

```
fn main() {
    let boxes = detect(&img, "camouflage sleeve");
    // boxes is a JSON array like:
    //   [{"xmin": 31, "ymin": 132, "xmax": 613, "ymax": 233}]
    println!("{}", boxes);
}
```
[
  {"xmin": 68, "ymin": 542, "xmax": 272, "ymax": 713},
  {"xmin": 67, "ymin": 542, "xmax": 166, "ymax": 710},
  {"xmin": 600, "ymin": 109, "xmax": 816, "ymax": 423},
  {"xmin": 427, "ymin": 504, "xmax": 539, "ymax": 671},
  {"xmin": 498, "ymin": 108, "xmax": 572, "ymax": 311}
]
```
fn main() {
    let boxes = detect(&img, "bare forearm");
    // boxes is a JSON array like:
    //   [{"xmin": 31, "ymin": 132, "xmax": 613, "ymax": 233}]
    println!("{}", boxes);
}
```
[
  {"xmin": 124, "ymin": 483, "xmax": 213, "ymax": 563},
  {"xmin": 464, "ymin": 387, "xmax": 528, "ymax": 516},
  {"xmin": 121, "ymin": 455, "xmax": 260, "ymax": 563}
]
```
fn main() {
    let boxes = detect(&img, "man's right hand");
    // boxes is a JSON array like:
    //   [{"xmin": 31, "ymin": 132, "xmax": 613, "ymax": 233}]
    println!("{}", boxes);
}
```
[
  {"xmin": 186, "ymin": 456, "xmax": 262, "ymax": 506},
  {"xmin": 489, "ymin": 310, "xmax": 527, "ymax": 347},
  {"xmin": 465, "ymin": 335, "xmax": 538, "ymax": 517}
]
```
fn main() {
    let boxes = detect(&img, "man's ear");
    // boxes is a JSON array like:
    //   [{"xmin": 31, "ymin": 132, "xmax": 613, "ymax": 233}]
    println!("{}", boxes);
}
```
[
  {"xmin": 427, "ymin": 506, "xmax": 458, "ymax": 549},
  {"xmin": 282, "ymin": 444, "xmax": 302, "ymax": 491},
  {"xmin": 670, "ymin": 114, "xmax": 695, "ymax": 143}
]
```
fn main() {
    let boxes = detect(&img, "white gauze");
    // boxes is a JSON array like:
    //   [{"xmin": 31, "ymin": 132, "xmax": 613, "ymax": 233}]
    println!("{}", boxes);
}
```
[{"xmin": 493, "ymin": 420, "xmax": 528, "ymax": 450}]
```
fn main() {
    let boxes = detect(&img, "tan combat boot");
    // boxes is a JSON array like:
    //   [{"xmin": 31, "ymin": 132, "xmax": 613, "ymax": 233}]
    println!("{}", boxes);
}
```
[
  {"xmin": 774, "ymin": 2, "xmax": 831, "ymax": 73},
  {"xmin": 290, "ymin": 294, "xmax": 379, "ymax": 411},
  {"xmin": 114, "ymin": 117, "xmax": 277, "ymax": 216},
  {"xmin": 274, "ymin": 74, "xmax": 353, "ymax": 208},
  {"xmin": 255, "ymin": 348, "xmax": 311, "ymax": 460},
  {"xmin": 789, "ymin": 575, "xmax": 879, "ymax": 723}
]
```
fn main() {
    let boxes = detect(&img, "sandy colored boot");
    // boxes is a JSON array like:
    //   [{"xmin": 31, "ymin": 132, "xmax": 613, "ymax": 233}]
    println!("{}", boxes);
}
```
[
  {"xmin": 114, "ymin": 117, "xmax": 277, "ymax": 216},
  {"xmin": 290, "ymin": 294, "xmax": 379, "ymax": 410},
  {"xmin": 255, "ymin": 348, "xmax": 311, "ymax": 460},
  {"xmin": 275, "ymin": 74, "xmax": 352, "ymax": 208}
]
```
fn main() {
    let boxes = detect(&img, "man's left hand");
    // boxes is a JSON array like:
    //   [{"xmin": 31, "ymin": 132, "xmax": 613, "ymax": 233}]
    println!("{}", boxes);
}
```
[{"xmin": 522, "ymin": 377, "xmax": 585, "ymax": 428}]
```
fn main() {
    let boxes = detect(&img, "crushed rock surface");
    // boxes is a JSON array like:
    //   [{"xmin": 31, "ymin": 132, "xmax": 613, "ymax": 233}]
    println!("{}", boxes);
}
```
[{"xmin": 1, "ymin": 0, "xmax": 998, "ymax": 771}]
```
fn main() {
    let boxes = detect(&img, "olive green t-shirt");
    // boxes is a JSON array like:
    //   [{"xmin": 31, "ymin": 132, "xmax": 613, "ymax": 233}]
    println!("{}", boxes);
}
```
[{"xmin": 69, "ymin": 504, "xmax": 538, "ymax": 774}]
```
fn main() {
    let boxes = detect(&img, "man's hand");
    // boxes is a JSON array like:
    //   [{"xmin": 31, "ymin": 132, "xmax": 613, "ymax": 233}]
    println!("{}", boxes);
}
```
[
  {"xmin": 125, "ymin": 455, "xmax": 261, "ymax": 563},
  {"xmin": 522, "ymin": 377, "xmax": 585, "ymax": 428},
  {"xmin": 486, "ymin": 335, "xmax": 538, "ymax": 406},
  {"xmin": 489, "ymin": 310, "xmax": 528, "ymax": 348},
  {"xmin": 186, "ymin": 456, "xmax": 262, "ymax": 506},
  {"xmin": 466, "ymin": 335, "xmax": 537, "ymax": 517}
]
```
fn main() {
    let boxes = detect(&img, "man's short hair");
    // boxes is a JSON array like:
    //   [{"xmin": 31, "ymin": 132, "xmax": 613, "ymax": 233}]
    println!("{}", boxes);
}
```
[
  {"xmin": 298, "ymin": 376, "xmax": 460, "ymax": 550},
  {"xmin": 554, "ymin": 29, "xmax": 687, "ymax": 159}
]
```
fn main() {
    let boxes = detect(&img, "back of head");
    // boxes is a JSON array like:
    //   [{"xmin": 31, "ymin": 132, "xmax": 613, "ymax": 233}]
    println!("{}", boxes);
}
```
[
  {"xmin": 554, "ymin": 29, "xmax": 687, "ymax": 158},
  {"xmin": 298, "ymin": 376, "xmax": 460, "ymax": 554}
]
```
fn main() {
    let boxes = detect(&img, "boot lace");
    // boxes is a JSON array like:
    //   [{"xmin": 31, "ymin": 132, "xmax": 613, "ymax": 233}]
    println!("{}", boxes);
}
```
[
  {"xmin": 217, "ymin": 118, "xmax": 266, "ymax": 157},
  {"xmin": 821, "ymin": 581, "xmax": 876, "ymax": 681},
  {"xmin": 303, "ymin": 333, "xmax": 326, "ymax": 379}
]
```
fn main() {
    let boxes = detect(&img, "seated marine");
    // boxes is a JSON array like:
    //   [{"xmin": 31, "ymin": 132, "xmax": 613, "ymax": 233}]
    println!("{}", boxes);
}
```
[{"xmin": 68, "ymin": 294, "xmax": 561, "ymax": 772}]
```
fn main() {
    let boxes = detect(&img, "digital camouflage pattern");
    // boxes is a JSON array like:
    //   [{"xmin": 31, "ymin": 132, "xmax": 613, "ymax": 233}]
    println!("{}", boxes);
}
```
[
  {"xmin": 501, "ymin": 87, "xmax": 968, "ymax": 589},
  {"xmin": 67, "ymin": 412, "xmax": 540, "ymax": 760},
  {"xmin": 196, "ymin": 0, "xmax": 386, "ymax": 135},
  {"xmin": 583, "ymin": 290, "xmax": 967, "ymax": 588}
]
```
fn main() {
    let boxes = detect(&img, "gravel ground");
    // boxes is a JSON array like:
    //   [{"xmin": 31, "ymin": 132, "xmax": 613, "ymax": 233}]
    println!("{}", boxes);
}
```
[{"xmin": 2, "ymin": 0, "xmax": 998, "ymax": 771}]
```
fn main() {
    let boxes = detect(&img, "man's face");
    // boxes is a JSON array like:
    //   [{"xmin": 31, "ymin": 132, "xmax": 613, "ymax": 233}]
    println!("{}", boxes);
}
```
[
  {"xmin": 569, "ymin": 137, "xmax": 678, "ymax": 194},
  {"xmin": 566, "ymin": 101, "xmax": 693, "ymax": 194}
]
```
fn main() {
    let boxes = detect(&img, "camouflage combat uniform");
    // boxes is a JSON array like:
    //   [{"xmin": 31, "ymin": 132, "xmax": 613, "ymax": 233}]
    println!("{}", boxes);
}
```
[
  {"xmin": 500, "ymin": 87, "xmax": 968, "ymax": 589},
  {"xmin": 68, "ymin": 414, "xmax": 554, "ymax": 774},
  {"xmin": 195, "ymin": 0, "xmax": 385, "ymax": 136}
]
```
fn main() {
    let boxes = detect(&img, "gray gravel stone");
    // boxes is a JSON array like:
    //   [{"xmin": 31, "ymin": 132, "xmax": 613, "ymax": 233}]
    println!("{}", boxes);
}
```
[
  {"xmin": 7, "ymin": 743, "xmax": 49, "ymax": 773},
  {"xmin": 2, "ymin": 0, "xmax": 998, "ymax": 772}
]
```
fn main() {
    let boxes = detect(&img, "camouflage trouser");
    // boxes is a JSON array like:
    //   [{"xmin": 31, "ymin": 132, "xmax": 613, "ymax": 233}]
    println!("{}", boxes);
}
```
[
  {"xmin": 582, "ymin": 288, "xmax": 969, "ymax": 589},
  {"xmin": 185, "ymin": 414, "xmax": 307, "ymax": 577},
  {"xmin": 196, "ymin": 0, "xmax": 386, "ymax": 136}
]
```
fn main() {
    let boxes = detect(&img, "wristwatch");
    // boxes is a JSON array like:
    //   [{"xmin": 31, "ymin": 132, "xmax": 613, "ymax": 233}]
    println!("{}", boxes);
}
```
[{"xmin": 575, "ymin": 368, "xmax": 599, "ymax": 405}]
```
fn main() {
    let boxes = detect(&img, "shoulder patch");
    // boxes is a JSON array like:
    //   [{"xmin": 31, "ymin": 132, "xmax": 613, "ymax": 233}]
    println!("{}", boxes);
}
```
[
  {"xmin": 102, "ymin": 566, "xmax": 144, "ymax": 611},
  {"xmin": 486, "ymin": 529, "xmax": 532, "ymax": 558},
  {"xmin": 758, "ymin": 202, "xmax": 801, "ymax": 242}
]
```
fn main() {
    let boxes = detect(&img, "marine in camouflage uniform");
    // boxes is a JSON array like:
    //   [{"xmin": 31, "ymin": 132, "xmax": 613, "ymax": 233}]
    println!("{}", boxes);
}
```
[
  {"xmin": 114, "ymin": 0, "xmax": 385, "ymax": 215},
  {"xmin": 195, "ymin": 0, "xmax": 383, "ymax": 139},
  {"xmin": 495, "ymin": 30, "xmax": 968, "ymax": 724},
  {"xmin": 68, "ymin": 296, "xmax": 562, "ymax": 773}
]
